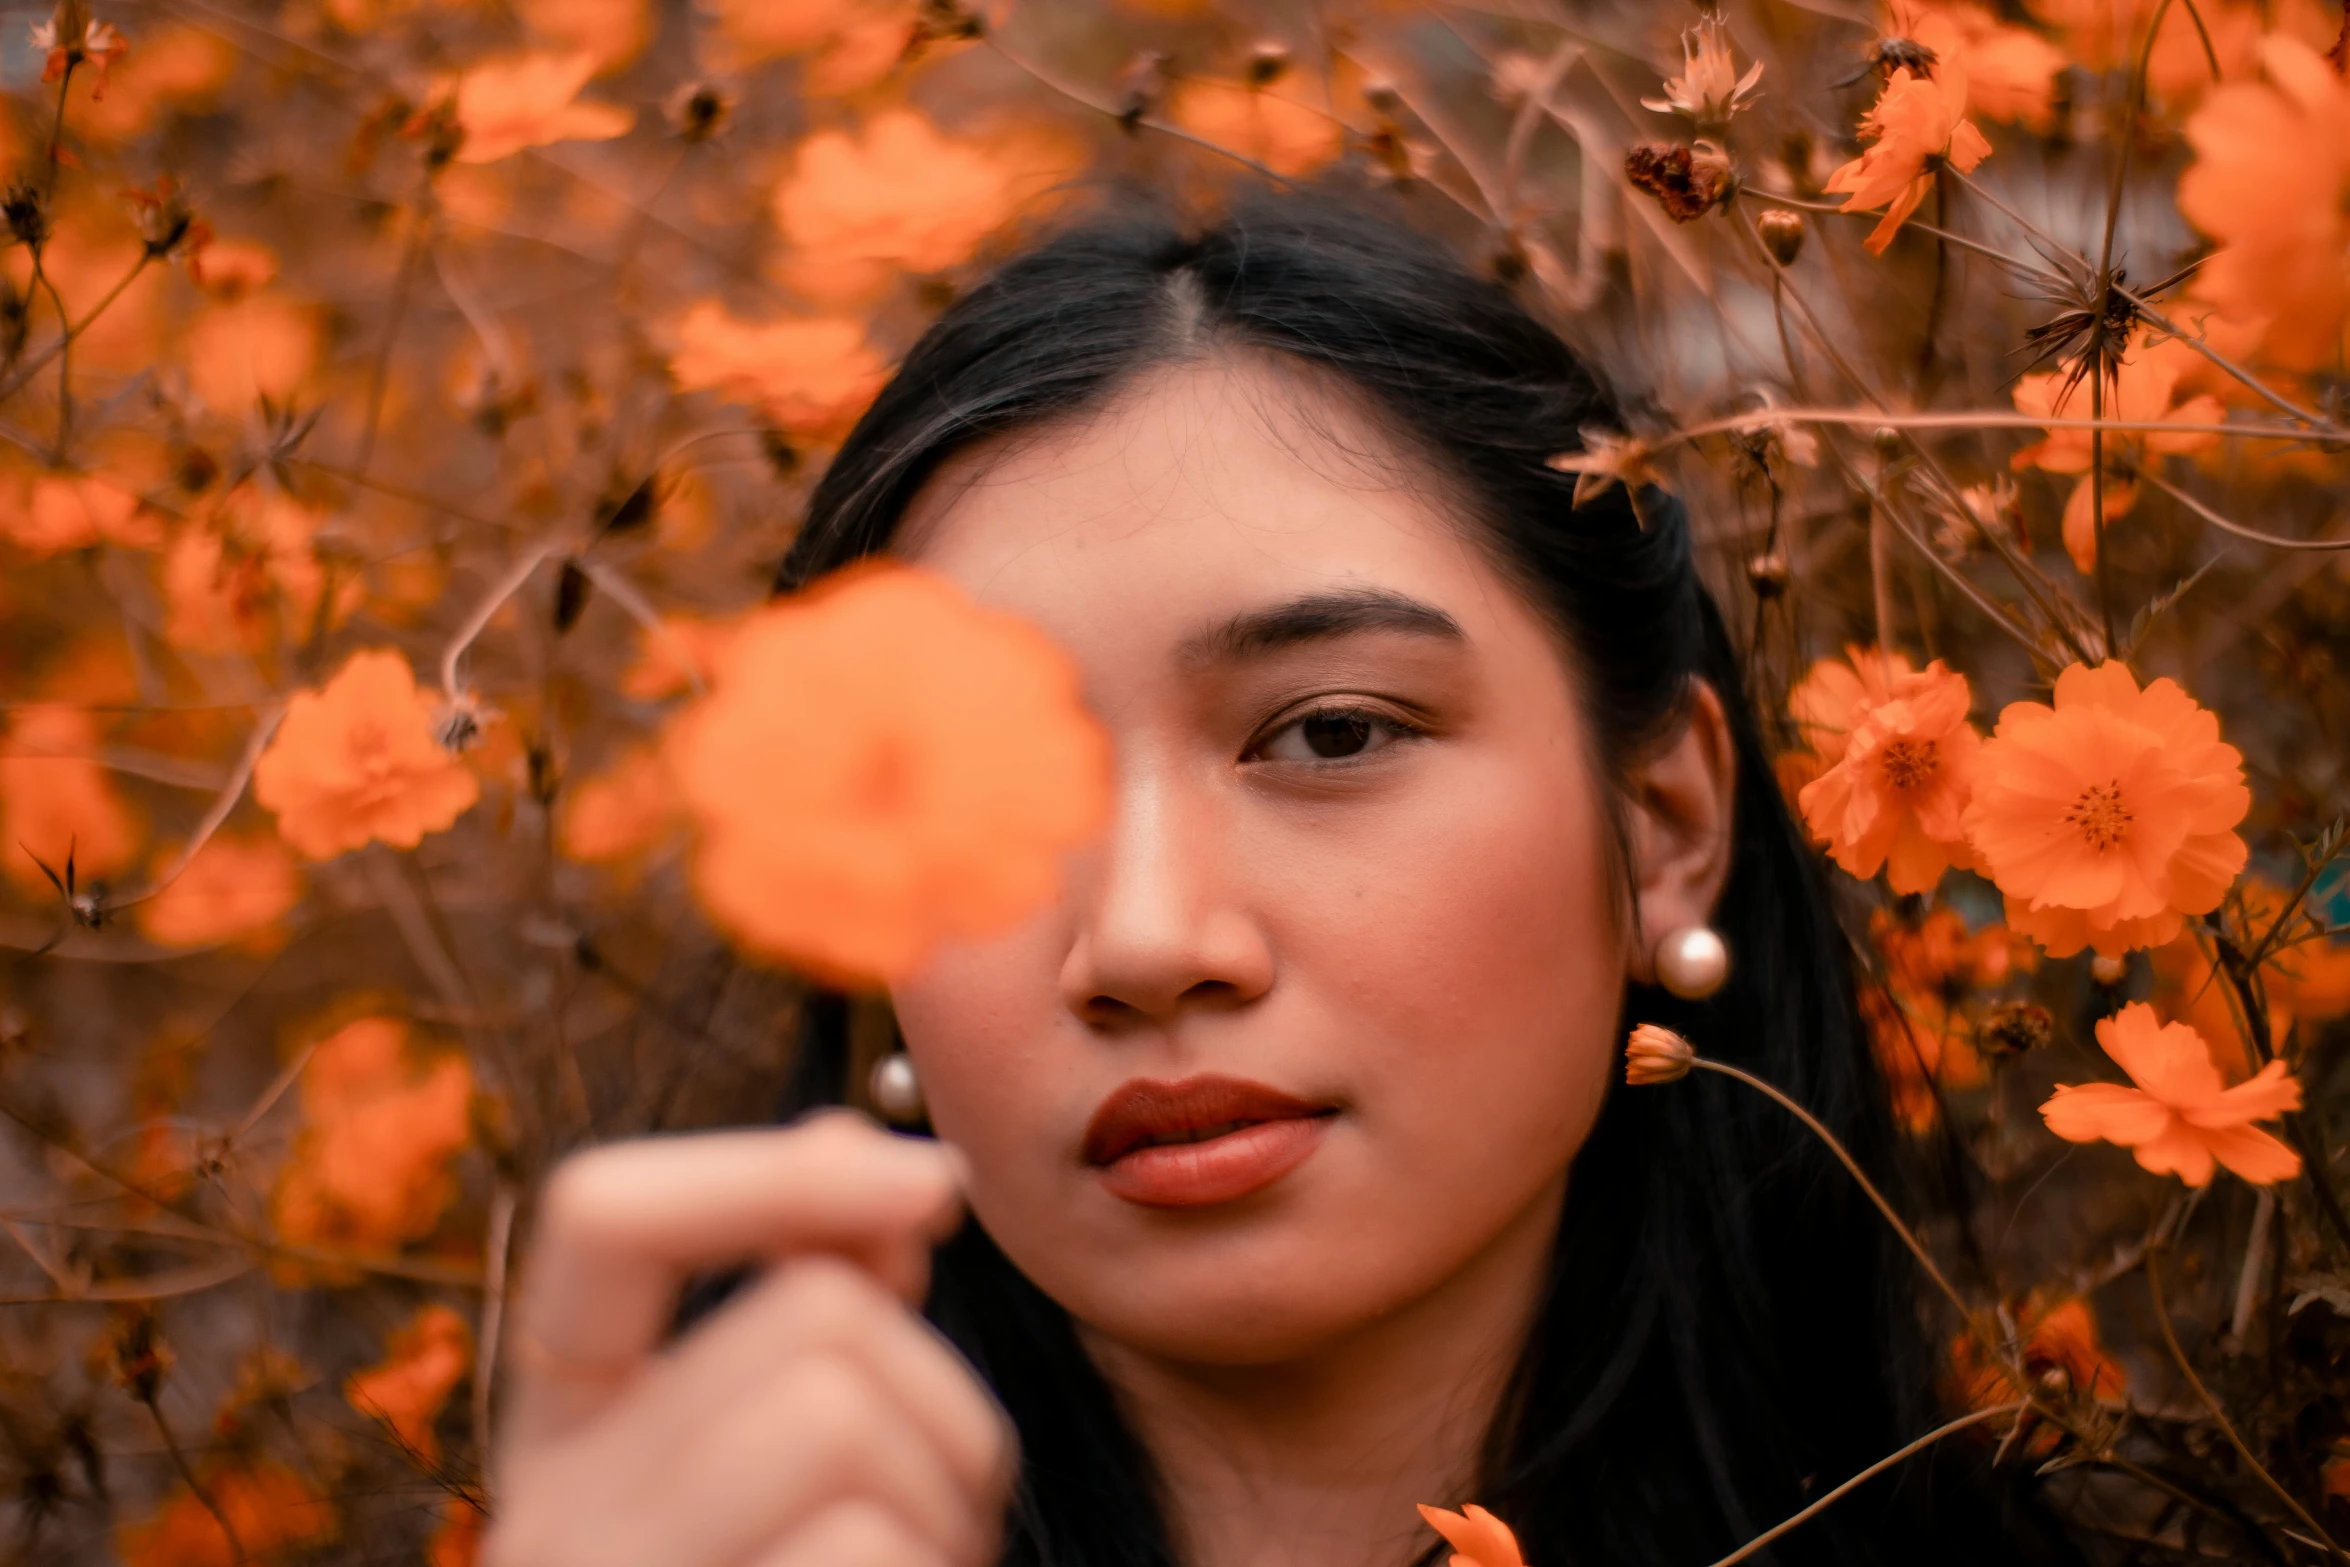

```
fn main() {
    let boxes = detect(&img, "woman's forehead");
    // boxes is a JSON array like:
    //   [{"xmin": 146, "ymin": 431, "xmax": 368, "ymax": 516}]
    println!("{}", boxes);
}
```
[{"xmin": 893, "ymin": 357, "xmax": 1533, "ymax": 657}]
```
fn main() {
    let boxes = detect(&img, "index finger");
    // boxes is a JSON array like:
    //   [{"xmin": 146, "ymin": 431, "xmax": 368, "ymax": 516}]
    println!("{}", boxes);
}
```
[{"xmin": 508, "ymin": 1116, "xmax": 964, "ymax": 1434}]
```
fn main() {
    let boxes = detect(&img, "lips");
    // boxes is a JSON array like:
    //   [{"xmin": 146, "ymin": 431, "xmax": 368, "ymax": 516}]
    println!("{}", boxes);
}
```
[{"xmin": 1083, "ymin": 1075, "xmax": 1337, "ymax": 1207}]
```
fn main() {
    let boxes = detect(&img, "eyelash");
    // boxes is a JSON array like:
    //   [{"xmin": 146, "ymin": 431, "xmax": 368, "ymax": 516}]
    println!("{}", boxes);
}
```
[{"xmin": 1246, "ymin": 702, "xmax": 1431, "ymax": 766}]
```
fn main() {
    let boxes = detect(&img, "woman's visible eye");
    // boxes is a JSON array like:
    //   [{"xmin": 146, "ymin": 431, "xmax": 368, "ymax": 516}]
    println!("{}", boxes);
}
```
[{"xmin": 1250, "ymin": 704, "xmax": 1425, "ymax": 765}]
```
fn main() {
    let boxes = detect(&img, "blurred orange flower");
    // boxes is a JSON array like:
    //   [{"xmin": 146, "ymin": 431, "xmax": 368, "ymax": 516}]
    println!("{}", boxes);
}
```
[
  {"xmin": 2152, "ymin": 877, "xmax": 2350, "ymax": 1074},
  {"xmin": 2179, "ymin": 34, "xmax": 2350, "ymax": 375},
  {"xmin": 2041, "ymin": 1001, "xmax": 2300, "ymax": 1186},
  {"xmin": 345, "ymin": 1302, "xmax": 471, "ymax": 1465},
  {"xmin": 1883, "ymin": 2, "xmax": 2066, "ymax": 131},
  {"xmin": 669, "ymin": 302, "xmax": 888, "ymax": 439},
  {"xmin": 621, "ymin": 614, "xmax": 743, "ymax": 700},
  {"xmin": 1963, "ymin": 662, "xmax": 2249, "ymax": 957},
  {"xmin": 1168, "ymin": 81, "xmax": 1346, "ymax": 177},
  {"xmin": 71, "ymin": 21, "xmax": 234, "ymax": 143},
  {"xmin": 559, "ymin": 745, "xmax": 676, "ymax": 863},
  {"xmin": 773, "ymin": 110, "xmax": 1028, "ymax": 299},
  {"xmin": 1952, "ymin": 1294, "xmax": 2128, "ymax": 1413},
  {"xmin": 269, "ymin": 1015, "xmax": 474, "ymax": 1271},
  {"xmin": 117, "ymin": 1459, "xmax": 335, "ymax": 1567},
  {"xmin": 185, "ymin": 292, "xmax": 321, "ymax": 414},
  {"xmin": 1824, "ymin": 62, "xmax": 1992, "ymax": 254},
  {"xmin": 0, "ymin": 703, "xmax": 138, "ymax": 898},
  {"xmin": 430, "ymin": 1498, "xmax": 488, "ymax": 1567},
  {"xmin": 1796, "ymin": 654, "xmax": 1981, "ymax": 893},
  {"xmin": 0, "ymin": 468, "xmax": 158, "ymax": 556},
  {"xmin": 162, "ymin": 490, "xmax": 336, "ymax": 655},
  {"xmin": 2010, "ymin": 334, "xmax": 2222, "ymax": 573},
  {"xmin": 517, "ymin": 0, "xmax": 651, "ymax": 70},
  {"xmin": 664, "ymin": 560, "xmax": 1113, "ymax": 985},
  {"xmin": 447, "ymin": 52, "xmax": 634, "ymax": 163},
  {"xmin": 136, "ymin": 833, "xmax": 301, "ymax": 950},
  {"xmin": 705, "ymin": 0, "xmax": 915, "ymax": 87},
  {"xmin": 186, "ymin": 236, "xmax": 277, "ymax": 299},
  {"xmin": 253, "ymin": 649, "xmax": 482, "ymax": 860},
  {"xmin": 1417, "ymin": 1503, "xmax": 1526, "ymax": 1567}
]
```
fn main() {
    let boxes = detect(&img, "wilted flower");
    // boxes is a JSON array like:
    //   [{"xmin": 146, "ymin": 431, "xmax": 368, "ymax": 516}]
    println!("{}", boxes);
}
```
[
  {"xmin": 1796, "ymin": 654, "xmax": 1981, "ymax": 894},
  {"xmin": 1417, "ymin": 1503, "xmax": 1528, "ymax": 1567},
  {"xmin": 1824, "ymin": 61, "xmax": 1992, "ymax": 254},
  {"xmin": 1624, "ymin": 1022, "xmax": 1697, "ymax": 1085},
  {"xmin": 32, "ymin": 0, "xmax": 128, "ymax": 96},
  {"xmin": 2041, "ymin": 1002, "xmax": 2301, "ymax": 1186},
  {"xmin": 1546, "ymin": 429, "xmax": 1660, "ymax": 508},
  {"xmin": 252, "ymin": 649, "xmax": 482, "ymax": 860},
  {"xmin": 664, "ymin": 560, "xmax": 1113, "ymax": 985},
  {"xmin": 1641, "ymin": 13, "xmax": 1765, "ymax": 132},
  {"xmin": 1963, "ymin": 662, "xmax": 2249, "ymax": 957},
  {"xmin": 1624, "ymin": 140, "xmax": 1735, "ymax": 222}
]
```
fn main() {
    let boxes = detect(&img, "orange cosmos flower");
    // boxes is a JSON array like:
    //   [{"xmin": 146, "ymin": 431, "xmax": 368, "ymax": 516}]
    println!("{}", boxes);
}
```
[
  {"xmin": 669, "ymin": 302, "xmax": 889, "ymax": 440},
  {"xmin": 1624, "ymin": 1021, "xmax": 1696, "ymax": 1084},
  {"xmin": 2041, "ymin": 1001, "xmax": 2301, "ymax": 1186},
  {"xmin": 1951, "ymin": 1294, "xmax": 2127, "ymax": 1418},
  {"xmin": 516, "ymin": 0, "xmax": 651, "ymax": 70},
  {"xmin": 269, "ymin": 1015, "xmax": 474, "ymax": 1276},
  {"xmin": 0, "ymin": 703, "xmax": 138, "ymax": 897},
  {"xmin": 621, "ymin": 614, "xmax": 743, "ymax": 700},
  {"xmin": 253, "ymin": 649, "xmax": 481, "ymax": 860},
  {"xmin": 445, "ymin": 51, "xmax": 633, "ymax": 164},
  {"xmin": 117, "ymin": 1460, "xmax": 335, "ymax": 1567},
  {"xmin": 558, "ymin": 744, "xmax": 676, "ymax": 863},
  {"xmin": 1963, "ymin": 662, "xmax": 2249, "ymax": 957},
  {"xmin": 1168, "ymin": 81, "xmax": 1346, "ymax": 177},
  {"xmin": 1797, "ymin": 655, "xmax": 1981, "ymax": 893},
  {"xmin": 2010, "ymin": 334, "xmax": 2222, "ymax": 574},
  {"xmin": 185, "ymin": 291, "xmax": 321, "ymax": 414},
  {"xmin": 664, "ymin": 560, "xmax": 1112, "ymax": 986},
  {"xmin": 1417, "ymin": 1504, "xmax": 1527, "ymax": 1567},
  {"xmin": 1882, "ymin": 2, "xmax": 2066, "ymax": 131},
  {"xmin": 162, "ymin": 490, "xmax": 334, "ymax": 655},
  {"xmin": 136, "ymin": 833, "xmax": 301, "ymax": 950},
  {"xmin": 772, "ymin": 111, "xmax": 1027, "ymax": 300},
  {"xmin": 186, "ymin": 235, "xmax": 276, "ymax": 299},
  {"xmin": 346, "ymin": 1303, "xmax": 471, "ymax": 1465},
  {"xmin": 0, "ymin": 468, "xmax": 158, "ymax": 556},
  {"xmin": 2152, "ymin": 876, "xmax": 2350, "ymax": 1074},
  {"xmin": 1787, "ymin": 643, "xmax": 1918, "ymax": 763},
  {"xmin": 2179, "ymin": 34, "xmax": 2350, "ymax": 375},
  {"xmin": 1824, "ymin": 61, "xmax": 1992, "ymax": 254}
]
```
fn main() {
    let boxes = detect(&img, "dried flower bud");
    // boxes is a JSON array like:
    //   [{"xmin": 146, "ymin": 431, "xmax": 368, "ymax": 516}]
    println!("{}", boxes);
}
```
[
  {"xmin": 3, "ymin": 183, "xmax": 49, "ymax": 249},
  {"xmin": 1624, "ymin": 141, "xmax": 1734, "ymax": 223},
  {"xmin": 670, "ymin": 82, "xmax": 731, "ymax": 143},
  {"xmin": 2089, "ymin": 953, "xmax": 2128, "ymax": 986},
  {"xmin": 1116, "ymin": 50, "xmax": 1170, "ymax": 131},
  {"xmin": 434, "ymin": 693, "xmax": 489, "ymax": 753},
  {"xmin": 1870, "ymin": 425, "xmax": 1903, "ymax": 457},
  {"xmin": 122, "ymin": 175, "xmax": 202, "ymax": 259},
  {"xmin": 1756, "ymin": 207, "xmax": 1804, "ymax": 266},
  {"xmin": 107, "ymin": 1307, "xmax": 172, "ymax": 1404},
  {"xmin": 1362, "ymin": 76, "xmax": 1403, "ymax": 115},
  {"xmin": 1975, "ymin": 1001, "xmax": 2053, "ymax": 1062},
  {"xmin": 1625, "ymin": 1022, "xmax": 1696, "ymax": 1085},
  {"xmin": 1746, "ymin": 550, "xmax": 1789, "ymax": 598},
  {"xmin": 1246, "ymin": 40, "xmax": 1290, "ymax": 87}
]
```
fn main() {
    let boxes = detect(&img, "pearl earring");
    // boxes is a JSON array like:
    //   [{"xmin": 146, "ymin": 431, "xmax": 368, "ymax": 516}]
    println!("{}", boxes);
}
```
[
  {"xmin": 1654, "ymin": 924, "xmax": 1730, "ymax": 1000},
  {"xmin": 869, "ymin": 1051, "xmax": 926, "ymax": 1123}
]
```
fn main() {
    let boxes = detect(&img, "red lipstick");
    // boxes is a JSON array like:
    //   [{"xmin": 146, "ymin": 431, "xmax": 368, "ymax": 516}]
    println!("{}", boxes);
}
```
[{"xmin": 1082, "ymin": 1075, "xmax": 1336, "ymax": 1207}]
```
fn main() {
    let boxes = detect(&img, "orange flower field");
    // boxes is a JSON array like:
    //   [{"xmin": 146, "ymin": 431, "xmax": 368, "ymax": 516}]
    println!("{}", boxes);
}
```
[{"xmin": 0, "ymin": 0, "xmax": 2347, "ymax": 1560}]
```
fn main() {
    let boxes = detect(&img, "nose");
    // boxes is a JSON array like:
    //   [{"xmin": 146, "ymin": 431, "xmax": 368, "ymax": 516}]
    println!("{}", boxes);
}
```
[{"xmin": 1056, "ymin": 751, "xmax": 1274, "ymax": 1031}]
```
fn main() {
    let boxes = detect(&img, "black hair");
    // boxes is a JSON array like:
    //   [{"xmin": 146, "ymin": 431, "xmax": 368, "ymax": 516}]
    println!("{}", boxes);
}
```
[{"xmin": 771, "ymin": 193, "xmax": 2063, "ymax": 1567}]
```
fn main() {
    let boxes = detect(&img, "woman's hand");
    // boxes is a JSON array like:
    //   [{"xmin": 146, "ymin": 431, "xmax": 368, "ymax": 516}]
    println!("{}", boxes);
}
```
[{"xmin": 485, "ymin": 1111, "xmax": 1016, "ymax": 1567}]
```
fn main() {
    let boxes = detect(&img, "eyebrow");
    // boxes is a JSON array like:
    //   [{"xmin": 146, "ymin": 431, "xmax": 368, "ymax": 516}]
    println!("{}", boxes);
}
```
[{"xmin": 1175, "ymin": 588, "xmax": 1466, "ymax": 669}]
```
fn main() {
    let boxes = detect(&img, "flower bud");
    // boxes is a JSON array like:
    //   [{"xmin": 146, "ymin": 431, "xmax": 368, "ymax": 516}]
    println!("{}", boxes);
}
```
[
  {"xmin": 1246, "ymin": 40, "xmax": 1290, "ymax": 87},
  {"xmin": 2090, "ymin": 953, "xmax": 2128, "ymax": 986},
  {"xmin": 1756, "ymin": 207, "xmax": 1804, "ymax": 266},
  {"xmin": 1746, "ymin": 550, "xmax": 1789, "ymax": 598},
  {"xmin": 1625, "ymin": 1023, "xmax": 1696, "ymax": 1085}
]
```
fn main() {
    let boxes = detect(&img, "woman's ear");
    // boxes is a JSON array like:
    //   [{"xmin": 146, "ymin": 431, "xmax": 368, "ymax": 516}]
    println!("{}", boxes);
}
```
[{"xmin": 1622, "ymin": 679, "xmax": 1738, "ymax": 983}]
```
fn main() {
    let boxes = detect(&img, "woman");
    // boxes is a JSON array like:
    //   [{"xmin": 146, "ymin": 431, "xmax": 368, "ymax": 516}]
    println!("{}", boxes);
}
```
[{"xmin": 486, "ymin": 197, "xmax": 2052, "ymax": 1567}]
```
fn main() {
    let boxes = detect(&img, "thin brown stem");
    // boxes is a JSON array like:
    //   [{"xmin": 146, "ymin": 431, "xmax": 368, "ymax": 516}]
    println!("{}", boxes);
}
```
[
  {"xmin": 2090, "ymin": 373, "xmax": 2116, "ymax": 655},
  {"xmin": 982, "ymin": 38, "xmax": 1294, "ymax": 187},
  {"xmin": 1689, "ymin": 1058, "xmax": 1974, "ymax": 1323},
  {"xmin": 1706, "ymin": 1403, "xmax": 2024, "ymax": 1567},
  {"xmin": 2137, "ymin": 469, "xmax": 2350, "ymax": 552},
  {"xmin": 2145, "ymin": 1242, "xmax": 2346, "ymax": 1559},
  {"xmin": 356, "ymin": 187, "xmax": 435, "ymax": 479},
  {"xmin": 43, "ymin": 60, "xmax": 74, "ymax": 194},
  {"xmin": 145, "ymin": 1390, "xmax": 249, "ymax": 1564}
]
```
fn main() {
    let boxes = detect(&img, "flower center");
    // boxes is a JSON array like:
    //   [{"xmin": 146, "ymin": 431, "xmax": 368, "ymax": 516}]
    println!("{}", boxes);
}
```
[
  {"xmin": 1878, "ymin": 737, "xmax": 1939, "ymax": 791},
  {"xmin": 2063, "ymin": 780, "xmax": 2133, "ymax": 851}
]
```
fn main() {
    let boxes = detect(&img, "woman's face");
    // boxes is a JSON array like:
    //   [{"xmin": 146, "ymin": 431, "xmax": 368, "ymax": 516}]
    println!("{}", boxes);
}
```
[{"xmin": 889, "ymin": 357, "xmax": 1631, "ymax": 1368}]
